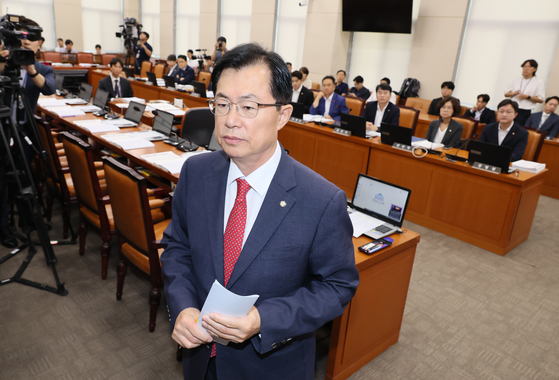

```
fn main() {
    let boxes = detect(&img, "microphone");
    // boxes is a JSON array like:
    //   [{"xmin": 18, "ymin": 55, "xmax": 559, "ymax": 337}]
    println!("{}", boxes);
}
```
[
  {"xmin": 133, "ymin": 106, "xmax": 142, "ymax": 112},
  {"xmin": 445, "ymin": 133, "xmax": 478, "ymax": 162}
]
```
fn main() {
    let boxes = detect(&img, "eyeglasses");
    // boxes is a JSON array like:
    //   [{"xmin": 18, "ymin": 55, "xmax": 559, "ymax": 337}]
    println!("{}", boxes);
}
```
[{"xmin": 208, "ymin": 98, "xmax": 285, "ymax": 118}]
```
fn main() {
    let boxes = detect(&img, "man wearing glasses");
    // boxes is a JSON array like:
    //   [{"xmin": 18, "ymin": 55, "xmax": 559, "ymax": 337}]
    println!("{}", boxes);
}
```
[{"xmin": 160, "ymin": 43, "xmax": 359, "ymax": 380}]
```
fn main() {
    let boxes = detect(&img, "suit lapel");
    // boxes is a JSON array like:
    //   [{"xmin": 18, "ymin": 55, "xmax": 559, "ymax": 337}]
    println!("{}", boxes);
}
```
[
  {"xmin": 226, "ymin": 152, "xmax": 297, "ymax": 289},
  {"xmin": 501, "ymin": 123, "xmax": 519, "ymax": 146},
  {"xmin": 205, "ymin": 152, "xmax": 230, "ymax": 285}
]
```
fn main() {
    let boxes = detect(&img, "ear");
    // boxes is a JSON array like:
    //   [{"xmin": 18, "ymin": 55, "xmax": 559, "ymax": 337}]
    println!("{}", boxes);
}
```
[{"xmin": 277, "ymin": 104, "xmax": 293, "ymax": 131}]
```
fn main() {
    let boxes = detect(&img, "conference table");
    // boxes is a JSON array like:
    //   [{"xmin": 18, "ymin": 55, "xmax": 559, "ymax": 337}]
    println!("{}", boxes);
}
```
[
  {"xmin": 37, "ymin": 101, "xmax": 419, "ymax": 380},
  {"xmin": 278, "ymin": 120, "xmax": 547, "ymax": 256}
]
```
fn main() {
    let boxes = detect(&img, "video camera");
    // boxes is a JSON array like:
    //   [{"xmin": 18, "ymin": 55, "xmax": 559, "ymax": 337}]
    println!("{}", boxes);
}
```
[
  {"xmin": 0, "ymin": 14, "xmax": 41, "ymax": 66},
  {"xmin": 116, "ymin": 17, "xmax": 142, "ymax": 51},
  {"xmin": 192, "ymin": 49, "xmax": 211, "ymax": 61}
]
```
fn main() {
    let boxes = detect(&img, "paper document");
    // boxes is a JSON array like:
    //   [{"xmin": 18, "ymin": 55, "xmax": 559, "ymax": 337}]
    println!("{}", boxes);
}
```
[
  {"xmin": 366, "ymin": 131, "xmax": 381, "ymax": 138},
  {"xmin": 38, "ymin": 98, "xmax": 67, "ymax": 107},
  {"xmin": 64, "ymin": 98, "xmax": 88, "ymax": 105},
  {"xmin": 197, "ymin": 280, "xmax": 259, "ymax": 346},
  {"xmin": 511, "ymin": 160, "xmax": 546, "ymax": 173},
  {"xmin": 412, "ymin": 140, "xmax": 444, "ymax": 149},
  {"xmin": 120, "ymin": 97, "xmax": 146, "ymax": 104},
  {"xmin": 105, "ymin": 118, "xmax": 137, "ymax": 127},
  {"xmin": 75, "ymin": 105, "xmax": 102, "ymax": 113},
  {"xmin": 348, "ymin": 210, "xmax": 384, "ymax": 238},
  {"xmin": 81, "ymin": 124, "xmax": 120, "ymax": 133},
  {"xmin": 302, "ymin": 114, "xmax": 335, "ymax": 123},
  {"xmin": 44, "ymin": 106, "xmax": 86, "ymax": 117},
  {"xmin": 100, "ymin": 134, "xmax": 154, "ymax": 150}
]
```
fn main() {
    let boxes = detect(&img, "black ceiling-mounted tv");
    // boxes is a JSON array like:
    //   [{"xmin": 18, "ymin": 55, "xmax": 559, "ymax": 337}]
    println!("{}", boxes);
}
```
[{"xmin": 342, "ymin": 0, "xmax": 413, "ymax": 34}]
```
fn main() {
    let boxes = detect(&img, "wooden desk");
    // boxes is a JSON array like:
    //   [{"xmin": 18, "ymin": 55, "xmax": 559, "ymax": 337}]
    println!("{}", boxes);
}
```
[
  {"xmin": 538, "ymin": 138, "xmax": 559, "ymax": 199},
  {"xmin": 279, "ymin": 120, "xmax": 547, "ymax": 256},
  {"xmin": 327, "ymin": 232, "xmax": 420, "ymax": 380}
]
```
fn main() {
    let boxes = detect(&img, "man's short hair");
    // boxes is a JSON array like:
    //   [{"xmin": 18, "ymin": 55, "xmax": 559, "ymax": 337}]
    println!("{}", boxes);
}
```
[
  {"xmin": 40, "ymin": 37, "xmax": 45, "ymax": 42},
  {"xmin": 376, "ymin": 83, "xmax": 392, "ymax": 93},
  {"xmin": 477, "ymin": 94, "xmax": 490, "ymax": 103},
  {"xmin": 337, "ymin": 70, "xmax": 346, "ymax": 76},
  {"xmin": 545, "ymin": 96, "xmax": 559, "ymax": 104},
  {"xmin": 217, "ymin": 36, "xmax": 227, "ymax": 43},
  {"xmin": 109, "ymin": 57, "xmax": 124, "ymax": 67},
  {"xmin": 187, "ymin": 49, "xmax": 193, "ymax": 54},
  {"xmin": 299, "ymin": 67, "xmax": 309, "ymax": 76},
  {"xmin": 20, "ymin": 16, "xmax": 40, "ymax": 29},
  {"xmin": 353, "ymin": 76, "xmax": 364, "ymax": 84},
  {"xmin": 521, "ymin": 59, "xmax": 538, "ymax": 75},
  {"xmin": 65, "ymin": 39, "xmax": 73, "ymax": 45},
  {"xmin": 177, "ymin": 54, "xmax": 187, "ymax": 61},
  {"xmin": 497, "ymin": 99, "xmax": 519, "ymax": 113},
  {"xmin": 286, "ymin": 62, "xmax": 292, "ymax": 66},
  {"xmin": 441, "ymin": 81, "xmax": 455, "ymax": 90},
  {"xmin": 57, "ymin": 38, "xmax": 63, "ymax": 42},
  {"xmin": 211, "ymin": 43, "xmax": 292, "ymax": 107},
  {"xmin": 167, "ymin": 54, "xmax": 177, "ymax": 61},
  {"xmin": 381, "ymin": 77, "xmax": 390, "ymax": 85},
  {"xmin": 291, "ymin": 70, "xmax": 302, "ymax": 80},
  {"xmin": 95, "ymin": 44, "xmax": 101, "ymax": 49},
  {"xmin": 437, "ymin": 97, "xmax": 461, "ymax": 117},
  {"xmin": 322, "ymin": 75, "xmax": 335, "ymax": 85},
  {"xmin": 141, "ymin": 31, "xmax": 150, "ymax": 39}
]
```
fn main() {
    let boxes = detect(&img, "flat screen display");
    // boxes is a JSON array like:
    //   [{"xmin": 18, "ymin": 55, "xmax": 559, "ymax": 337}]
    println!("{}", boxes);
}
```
[{"xmin": 342, "ymin": 0, "xmax": 413, "ymax": 34}]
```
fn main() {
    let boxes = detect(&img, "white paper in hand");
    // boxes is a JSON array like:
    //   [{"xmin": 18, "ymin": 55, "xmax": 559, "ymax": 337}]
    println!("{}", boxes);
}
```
[{"xmin": 197, "ymin": 280, "xmax": 259, "ymax": 346}]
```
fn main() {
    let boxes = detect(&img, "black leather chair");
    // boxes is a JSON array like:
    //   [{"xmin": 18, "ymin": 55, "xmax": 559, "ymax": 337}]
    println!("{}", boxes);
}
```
[{"xmin": 181, "ymin": 107, "xmax": 215, "ymax": 147}]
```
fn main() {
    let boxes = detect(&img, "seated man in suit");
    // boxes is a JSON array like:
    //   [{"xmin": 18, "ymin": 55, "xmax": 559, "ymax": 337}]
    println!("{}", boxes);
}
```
[
  {"xmin": 363, "ymin": 83, "xmax": 400, "ymax": 131},
  {"xmin": 310, "ymin": 76, "xmax": 349, "ymax": 122},
  {"xmin": 166, "ymin": 54, "xmax": 178, "ymax": 78},
  {"xmin": 174, "ymin": 54, "xmax": 195, "ymax": 85},
  {"xmin": 335, "ymin": 70, "xmax": 348, "ymax": 96},
  {"xmin": 160, "ymin": 42, "xmax": 359, "ymax": 380},
  {"xmin": 425, "ymin": 97, "xmax": 463, "ymax": 148},
  {"xmin": 478, "ymin": 99, "xmax": 529, "ymax": 162},
  {"xmin": 291, "ymin": 70, "xmax": 314, "ymax": 113},
  {"xmin": 428, "ymin": 81, "xmax": 460, "ymax": 116},
  {"xmin": 347, "ymin": 75, "xmax": 371, "ymax": 101},
  {"xmin": 464, "ymin": 94, "xmax": 496, "ymax": 124},
  {"xmin": 97, "ymin": 57, "xmax": 134, "ymax": 100},
  {"xmin": 525, "ymin": 96, "xmax": 559, "ymax": 138}
]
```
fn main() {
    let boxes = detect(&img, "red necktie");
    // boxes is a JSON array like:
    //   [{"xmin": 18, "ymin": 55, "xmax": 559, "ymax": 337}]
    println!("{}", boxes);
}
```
[{"xmin": 211, "ymin": 178, "xmax": 251, "ymax": 357}]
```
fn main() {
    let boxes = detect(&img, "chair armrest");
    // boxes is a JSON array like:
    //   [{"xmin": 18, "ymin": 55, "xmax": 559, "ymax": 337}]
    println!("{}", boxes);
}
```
[
  {"xmin": 149, "ymin": 199, "xmax": 165, "ymax": 209},
  {"xmin": 148, "ymin": 187, "xmax": 172, "ymax": 197},
  {"xmin": 54, "ymin": 142, "xmax": 63, "ymax": 150}
]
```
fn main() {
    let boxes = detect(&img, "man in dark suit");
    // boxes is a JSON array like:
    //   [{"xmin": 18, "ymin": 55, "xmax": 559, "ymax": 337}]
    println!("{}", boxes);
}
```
[
  {"xmin": 335, "ymin": 70, "xmax": 348, "ymax": 95},
  {"xmin": 524, "ymin": 96, "xmax": 559, "ymax": 138},
  {"xmin": 478, "ymin": 99, "xmax": 529, "ymax": 162},
  {"xmin": 428, "ymin": 81, "xmax": 460, "ymax": 116},
  {"xmin": 347, "ymin": 75, "xmax": 371, "ymax": 101},
  {"xmin": 174, "ymin": 54, "xmax": 195, "ymax": 85},
  {"xmin": 363, "ymin": 83, "xmax": 400, "ymax": 131},
  {"xmin": 291, "ymin": 70, "xmax": 314, "ymax": 113},
  {"xmin": 160, "ymin": 43, "xmax": 359, "ymax": 380},
  {"xmin": 97, "ymin": 57, "xmax": 134, "ymax": 99},
  {"xmin": 0, "ymin": 17, "xmax": 56, "ymax": 248},
  {"xmin": 464, "ymin": 94, "xmax": 496, "ymax": 125},
  {"xmin": 310, "ymin": 76, "xmax": 349, "ymax": 121},
  {"xmin": 166, "ymin": 54, "xmax": 179, "ymax": 78}
]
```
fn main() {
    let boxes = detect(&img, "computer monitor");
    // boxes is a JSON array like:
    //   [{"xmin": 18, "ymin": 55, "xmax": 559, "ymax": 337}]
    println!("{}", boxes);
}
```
[
  {"xmin": 152, "ymin": 109, "xmax": 175, "ymax": 136},
  {"xmin": 468, "ymin": 140, "xmax": 513, "ymax": 174},
  {"xmin": 93, "ymin": 88, "xmax": 109, "ymax": 108},
  {"xmin": 380, "ymin": 123, "xmax": 412, "ymax": 146},
  {"xmin": 124, "ymin": 101, "xmax": 147, "ymax": 124},
  {"xmin": 163, "ymin": 75, "xmax": 175, "ymax": 88},
  {"xmin": 78, "ymin": 82, "xmax": 94, "ymax": 102},
  {"xmin": 290, "ymin": 102, "xmax": 304, "ymax": 119},
  {"xmin": 340, "ymin": 113, "xmax": 367, "ymax": 138},
  {"xmin": 191, "ymin": 80, "xmax": 207, "ymax": 98},
  {"xmin": 123, "ymin": 67, "xmax": 135, "ymax": 78},
  {"xmin": 146, "ymin": 71, "xmax": 157, "ymax": 85}
]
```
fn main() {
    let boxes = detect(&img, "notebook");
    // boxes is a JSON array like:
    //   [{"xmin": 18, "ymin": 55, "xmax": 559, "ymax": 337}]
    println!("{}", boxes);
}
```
[
  {"xmin": 349, "ymin": 174, "xmax": 411, "ymax": 239},
  {"xmin": 114, "ymin": 101, "xmax": 146, "ymax": 127}
]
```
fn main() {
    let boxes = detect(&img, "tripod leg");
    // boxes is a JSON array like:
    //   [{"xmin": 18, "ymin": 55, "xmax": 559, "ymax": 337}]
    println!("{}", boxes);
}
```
[{"xmin": 78, "ymin": 214, "xmax": 87, "ymax": 255}]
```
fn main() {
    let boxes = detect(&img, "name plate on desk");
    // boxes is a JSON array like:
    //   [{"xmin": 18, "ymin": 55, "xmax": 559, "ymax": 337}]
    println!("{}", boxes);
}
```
[
  {"xmin": 392, "ymin": 143, "xmax": 413, "ymax": 152},
  {"xmin": 191, "ymin": 93, "xmax": 201, "ymax": 98},
  {"xmin": 333, "ymin": 127, "xmax": 351, "ymax": 137},
  {"xmin": 472, "ymin": 162, "xmax": 502, "ymax": 174}
]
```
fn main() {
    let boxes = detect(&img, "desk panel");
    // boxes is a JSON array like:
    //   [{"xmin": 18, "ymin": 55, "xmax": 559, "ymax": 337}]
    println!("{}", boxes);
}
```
[{"xmin": 538, "ymin": 139, "xmax": 559, "ymax": 199}]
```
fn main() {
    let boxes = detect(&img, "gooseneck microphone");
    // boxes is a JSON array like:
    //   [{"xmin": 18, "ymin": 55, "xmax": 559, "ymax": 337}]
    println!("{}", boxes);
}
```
[{"xmin": 445, "ymin": 133, "xmax": 478, "ymax": 162}]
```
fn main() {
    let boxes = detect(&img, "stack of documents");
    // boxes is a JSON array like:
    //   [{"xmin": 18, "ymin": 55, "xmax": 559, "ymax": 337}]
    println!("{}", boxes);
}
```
[
  {"xmin": 73, "ymin": 120, "xmax": 120, "ymax": 133},
  {"xmin": 38, "ymin": 98, "xmax": 68, "ymax": 107},
  {"xmin": 411, "ymin": 140, "xmax": 444, "ymax": 149},
  {"xmin": 75, "ymin": 105, "xmax": 102, "ymax": 113},
  {"xmin": 44, "ymin": 106, "xmax": 86, "ymax": 117},
  {"xmin": 150, "ymin": 102, "xmax": 186, "ymax": 116},
  {"xmin": 511, "ymin": 160, "xmax": 546, "ymax": 173},
  {"xmin": 140, "ymin": 150, "xmax": 211, "ymax": 174},
  {"xmin": 64, "ymin": 98, "xmax": 88, "ymax": 105},
  {"xmin": 302, "ymin": 114, "xmax": 335, "ymax": 123},
  {"xmin": 120, "ymin": 97, "xmax": 146, "ymax": 104},
  {"xmin": 101, "ymin": 134, "xmax": 155, "ymax": 150}
]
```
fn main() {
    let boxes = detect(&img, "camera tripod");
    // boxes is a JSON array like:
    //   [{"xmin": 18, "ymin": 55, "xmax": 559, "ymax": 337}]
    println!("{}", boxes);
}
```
[{"xmin": 0, "ymin": 69, "xmax": 67, "ymax": 296}]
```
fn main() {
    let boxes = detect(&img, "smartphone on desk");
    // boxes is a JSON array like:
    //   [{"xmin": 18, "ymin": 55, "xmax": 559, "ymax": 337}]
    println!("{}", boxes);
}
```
[{"xmin": 358, "ymin": 237, "xmax": 393, "ymax": 255}]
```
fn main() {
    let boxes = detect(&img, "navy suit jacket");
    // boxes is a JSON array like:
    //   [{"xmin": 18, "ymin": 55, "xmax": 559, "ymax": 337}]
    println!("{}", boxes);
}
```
[
  {"xmin": 167, "ymin": 64, "xmax": 179, "ymax": 78},
  {"xmin": 175, "ymin": 65, "xmax": 195, "ymax": 85},
  {"xmin": 425, "ymin": 119, "xmax": 464, "ymax": 148},
  {"xmin": 335, "ymin": 82, "xmax": 348, "ymax": 95},
  {"xmin": 464, "ymin": 108, "xmax": 496, "ymax": 125},
  {"xmin": 161, "ymin": 148, "xmax": 359, "ymax": 380},
  {"xmin": 525, "ymin": 112, "xmax": 559, "ymax": 138},
  {"xmin": 294, "ymin": 86, "xmax": 314, "ymax": 114},
  {"xmin": 478, "ymin": 122, "xmax": 529, "ymax": 162},
  {"xmin": 363, "ymin": 101, "xmax": 400, "ymax": 128},
  {"xmin": 25, "ymin": 60, "xmax": 56, "ymax": 114},
  {"xmin": 98, "ymin": 75, "xmax": 134, "ymax": 98},
  {"xmin": 309, "ymin": 92, "xmax": 349, "ymax": 121}
]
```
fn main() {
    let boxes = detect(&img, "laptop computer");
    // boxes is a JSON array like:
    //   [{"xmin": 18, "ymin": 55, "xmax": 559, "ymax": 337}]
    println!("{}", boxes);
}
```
[
  {"xmin": 65, "ymin": 82, "xmax": 93, "ymax": 104},
  {"xmin": 290, "ymin": 102, "xmax": 304, "ymax": 119},
  {"xmin": 340, "ymin": 113, "xmax": 367, "ymax": 138},
  {"xmin": 129, "ymin": 109, "xmax": 175, "ymax": 141},
  {"xmin": 163, "ymin": 75, "xmax": 176, "ymax": 89},
  {"xmin": 79, "ymin": 88, "xmax": 110, "ymax": 114},
  {"xmin": 146, "ymin": 71, "xmax": 158, "ymax": 85},
  {"xmin": 380, "ymin": 123, "xmax": 412, "ymax": 146},
  {"xmin": 349, "ymin": 174, "xmax": 411, "ymax": 239},
  {"xmin": 108, "ymin": 101, "xmax": 146, "ymax": 127},
  {"xmin": 468, "ymin": 140, "xmax": 513, "ymax": 174},
  {"xmin": 191, "ymin": 80, "xmax": 207, "ymax": 98}
]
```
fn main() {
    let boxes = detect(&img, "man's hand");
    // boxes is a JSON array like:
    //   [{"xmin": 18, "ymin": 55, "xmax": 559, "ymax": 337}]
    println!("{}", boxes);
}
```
[
  {"xmin": 324, "ymin": 115, "xmax": 333, "ymax": 120},
  {"xmin": 470, "ymin": 106, "xmax": 476, "ymax": 112},
  {"xmin": 366, "ymin": 121, "xmax": 378, "ymax": 131},
  {"xmin": 172, "ymin": 308, "xmax": 212, "ymax": 349},
  {"xmin": 348, "ymin": 93, "xmax": 357, "ymax": 98},
  {"xmin": 517, "ymin": 93, "xmax": 530, "ymax": 100},
  {"xmin": 512, "ymin": 90, "xmax": 521, "ymax": 96},
  {"xmin": 22, "ymin": 64, "xmax": 38, "ymax": 76},
  {"xmin": 201, "ymin": 306, "xmax": 261, "ymax": 344},
  {"xmin": 315, "ymin": 91, "xmax": 324, "ymax": 101}
]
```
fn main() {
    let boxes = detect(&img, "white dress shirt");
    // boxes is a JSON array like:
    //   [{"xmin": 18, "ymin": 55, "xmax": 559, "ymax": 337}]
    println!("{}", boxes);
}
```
[
  {"xmin": 540, "ymin": 112, "xmax": 550, "ymax": 128},
  {"xmin": 110, "ymin": 74, "xmax": 121, "ymax": 96},
  {"xmin": 497, "ymin": 123, "xmax": 513, "ymax": 145},
  {"xmin": 433, "ymin": 125, "xmax": 446, "ymax": 144},
  {"xmin": 291, "ymin": 87, "xmax": 302, "ymax": 103},
  {"xmin": 506, "ymin": 75, "xmax": 545, "ymax": 111},
  {"xmin": 374, "ymin": 103, "xmax": 387, "ymax": 127},
  {"xmin": 474, "ymin": 108, "xmax": 486, "ymax": 121},
  {"xmin": 224, "ymin": 141, "xmax": 282, "ymax": 247}
]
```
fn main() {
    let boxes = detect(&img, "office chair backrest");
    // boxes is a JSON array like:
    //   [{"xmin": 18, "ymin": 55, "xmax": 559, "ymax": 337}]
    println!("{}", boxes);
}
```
[
  {"xmin": 398, "ymin": 106, "xmax": 420, "ymax": 136},
  {"xmin": 43, "ymin": 52, "xmax": 61, "ymax": 63},
  {"xmin": 522, "ymin": 127, "xmax": 545, "ymax": 162},
  {"xmin": 459, "ymin": 105, "xmax": 468, "ymax": 116},
  {"xmin": 198, "ymin": 71, "xmax": 212, "ymax": 89},
  {"xmin": 140, "ymin": 61, "xmax": 152, "ymax": 78},
  {"xmin": 343, "ymin": 96, "xmax": 365, "ymax": 116},
  {"xmin": 311, "ymin": 82, "xmax": 320, "ymax": 90},
  {"xmin": 404, "ymin": 97, "xmax": 430, "ymax": 114},
  {"xmin": 453, "ymin": 116, "xmax": 478, "ymax": 140},
  {"xmin": 154, "ymin": 63, "xmax": 165, "ymax": 78},
  {"xmin": 102, "ymin": 54, "xmax": 117, "ymax": 66},
  {"xmin": 77, "ymin": 53, "xmax": 93, "ymax": 64},
  {"xmin": 181, "ymin": 108, "xmax": 215, "ymax": 147}
]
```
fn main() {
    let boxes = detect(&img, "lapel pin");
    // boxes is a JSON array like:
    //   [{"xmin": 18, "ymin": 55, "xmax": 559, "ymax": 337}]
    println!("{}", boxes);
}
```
[
  {"xmin": 280, "ymin": 201, "xmax": 286, "ymax": 207},
  {"xmin": 512, "ymin": 132, "xmax": 515, "ymax": 135}
]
